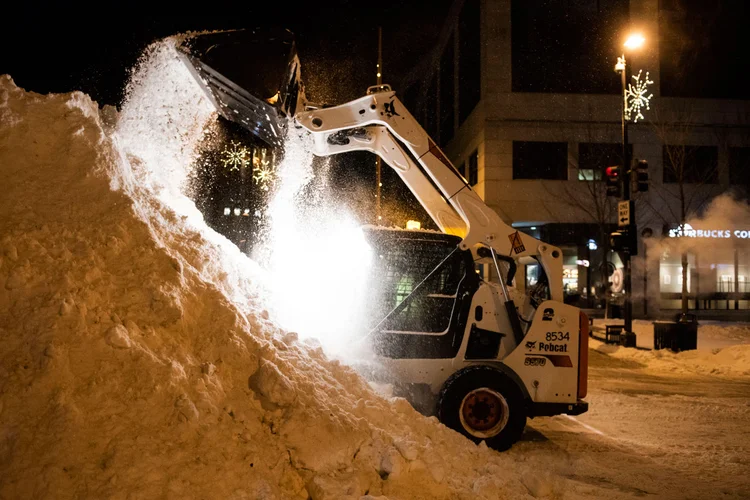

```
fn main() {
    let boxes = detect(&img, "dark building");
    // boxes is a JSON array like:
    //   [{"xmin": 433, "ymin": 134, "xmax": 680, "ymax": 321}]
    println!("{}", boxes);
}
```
[{"xmin": 400, "ymin": 0, "xmax": 750, "ymax": 318}]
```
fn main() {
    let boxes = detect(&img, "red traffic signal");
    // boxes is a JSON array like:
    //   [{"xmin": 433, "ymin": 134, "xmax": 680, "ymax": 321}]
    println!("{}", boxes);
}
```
[{"xmin": 605, "ymin": 166, "xmax": 621, "ymax": 197}]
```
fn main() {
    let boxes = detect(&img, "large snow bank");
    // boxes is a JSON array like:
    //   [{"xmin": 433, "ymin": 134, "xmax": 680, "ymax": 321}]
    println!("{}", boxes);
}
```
[
  {"xmin": 591, "ymin": 335, "xmax": 750, "ymax": 378},
  {"xmin": 0, "ymin": 38, "xmax": 536, "ymax": 499}
]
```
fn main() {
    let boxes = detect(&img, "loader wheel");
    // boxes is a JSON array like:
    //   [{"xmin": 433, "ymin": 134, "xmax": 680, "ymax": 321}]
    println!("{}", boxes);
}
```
[{"xmin": 437, "ymin": 366, "xmax": 526, "ymax": 451}]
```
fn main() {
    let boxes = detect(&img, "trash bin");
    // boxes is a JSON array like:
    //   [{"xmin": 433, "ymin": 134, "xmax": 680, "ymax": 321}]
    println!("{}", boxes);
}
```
[
  {"xmin": 653, "ymin": 316, "xmax": 698, "ymax": 352},
  {"xmin": 606, "ymin": 302, "xmax": 623, "ymax": 319}
]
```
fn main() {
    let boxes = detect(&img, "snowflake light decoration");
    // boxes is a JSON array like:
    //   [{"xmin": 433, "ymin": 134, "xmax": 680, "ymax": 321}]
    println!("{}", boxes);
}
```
[
  {"xmin": 252, "ymin": 149, "xmax": 276, "ymax": 191},
  {"xmin": 625, "ymin": 70, "xmax": 654, "ymax": 123},
  {"xmin": 220, "ymin": 140, "xmax": 250, "ymax": 171}
]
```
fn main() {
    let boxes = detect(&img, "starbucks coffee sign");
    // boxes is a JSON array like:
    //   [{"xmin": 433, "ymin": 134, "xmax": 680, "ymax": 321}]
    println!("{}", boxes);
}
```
[{"xmin": 667, "ymin": 223, "xmax": 750, "ymax": 239}]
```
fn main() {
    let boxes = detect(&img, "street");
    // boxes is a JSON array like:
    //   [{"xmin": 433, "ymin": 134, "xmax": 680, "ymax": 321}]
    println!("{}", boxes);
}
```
[{"xmin": 510, "ymin": 344, "xmax": 750, "ymax": 499}]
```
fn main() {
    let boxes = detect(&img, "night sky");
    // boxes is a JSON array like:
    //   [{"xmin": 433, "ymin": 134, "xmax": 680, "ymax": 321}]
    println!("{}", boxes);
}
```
[
  {"xmin": 3, "ymin": 2, "xmax": 748, "ymax": 116},
  {"xmin": 0, "ymin": 3, "xmax": 454, "ymax": 232},
  {"xmin": 0, "ymin": 3, "xmax": 453, "ymax": 107}
]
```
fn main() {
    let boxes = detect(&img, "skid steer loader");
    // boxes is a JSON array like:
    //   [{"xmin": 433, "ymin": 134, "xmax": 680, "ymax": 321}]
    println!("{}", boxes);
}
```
[{"xmin": 177, "ymin": 28, "xmax": 589, "ymax": 450}]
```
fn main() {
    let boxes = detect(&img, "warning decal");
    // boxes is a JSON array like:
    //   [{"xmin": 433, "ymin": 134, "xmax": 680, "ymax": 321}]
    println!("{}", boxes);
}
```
[{"xmin": 508, "ymin": 231, "xmax": 526, "ymax": 254}]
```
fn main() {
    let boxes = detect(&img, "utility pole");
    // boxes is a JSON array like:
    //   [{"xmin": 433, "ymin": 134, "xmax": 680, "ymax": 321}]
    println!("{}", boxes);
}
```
[
  {"xmin": 608, "ymin": 34, "xmax": 651, "ymax": 347},
  {"xmin": 612, "ymin": 33, "xmax": 649, "ymax": 347},
  {"xmin": 375, "ymin": 26, "xmax": 383, "ymax": 224},
  {"xmin": 619, "ymin": 54, "xmax": 634, "ymax": 339}
]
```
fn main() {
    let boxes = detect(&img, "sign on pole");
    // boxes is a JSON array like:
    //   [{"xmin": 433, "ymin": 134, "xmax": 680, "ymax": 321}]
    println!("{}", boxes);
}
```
[{"xmin": 618, "ymin": 200, "xmax": 631, "ymax": 227}]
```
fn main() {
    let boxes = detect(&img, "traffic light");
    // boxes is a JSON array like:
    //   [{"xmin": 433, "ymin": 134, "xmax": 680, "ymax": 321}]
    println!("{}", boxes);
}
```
[
  {"xmin": 610, "ymin": 227, "xmax": 638, "ymax": 255},
  {"xmin": 633, "ymin": 159, "xmax": 649, "ymax": 192},
  {"xmin": 605, "ymin": 166, "xmax": 621, "ymax": 197}
]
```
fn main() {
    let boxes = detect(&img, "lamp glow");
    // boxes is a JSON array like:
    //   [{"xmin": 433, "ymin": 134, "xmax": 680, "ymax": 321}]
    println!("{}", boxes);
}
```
[{"xmin": 624, "ymin": 34, "xmax": 645, "ymax": 50}]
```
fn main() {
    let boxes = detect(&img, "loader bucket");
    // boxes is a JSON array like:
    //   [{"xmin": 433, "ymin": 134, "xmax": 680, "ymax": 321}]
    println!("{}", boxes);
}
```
[{"xmin": 176, "ymin": 28, "xmax": 303, "ymax": 146}]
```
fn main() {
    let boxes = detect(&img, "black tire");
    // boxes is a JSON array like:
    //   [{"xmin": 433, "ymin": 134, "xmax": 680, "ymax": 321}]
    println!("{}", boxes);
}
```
[{"xmin": 437, "ymin": 365, "xmax": 527, "ymax": 451}]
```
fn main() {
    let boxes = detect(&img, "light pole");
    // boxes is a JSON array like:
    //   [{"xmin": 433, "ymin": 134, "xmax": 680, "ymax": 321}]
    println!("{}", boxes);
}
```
[
  {"xmin": 375, "ymin": 26, "xmax": 383, "ymax": 225},
  {"xmin": 614, "ymin": 33, "xmax": 644, "ymax": 342}
]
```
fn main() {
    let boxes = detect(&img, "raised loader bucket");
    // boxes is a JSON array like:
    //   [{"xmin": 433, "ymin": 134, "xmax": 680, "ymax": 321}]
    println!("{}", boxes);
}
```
[{"xmin": 176, "ymin": 28, "xmax": 304, "ymax": 147}]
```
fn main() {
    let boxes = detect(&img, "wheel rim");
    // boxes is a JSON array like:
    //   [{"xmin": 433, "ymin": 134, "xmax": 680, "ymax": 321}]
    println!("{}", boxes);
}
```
[{"xmin": 459, "ymin": 388, "xmax": 509, "ymax": 439}]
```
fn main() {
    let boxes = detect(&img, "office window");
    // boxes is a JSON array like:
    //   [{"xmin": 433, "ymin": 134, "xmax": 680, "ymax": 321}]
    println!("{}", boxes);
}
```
[
  {"xmin": 577, "ymin": 143, "xmax": 631, "ymax": 181},
  {"xmin": 511, "ymin": 0, "xmax": 628, "ymax": 94},
  {"xmin": 468, "ymin": 149, "xmax": 478, "ymax": 186},
  {"xmin": 458, "ymin": 0, "xmax": 480, "ymax": 124},
  {"xmin": 458, "ymin": 161, "xmax": 466, "ymax": 178},
  {"xmin": 513, "ymin": 141, "xmax": 568, "ymax": 180},
  {"xmin": 578, "ymin": 169, "xmax": 601, "ymax": 181},
  {"xmin": 663, "ymin": 145, "xmax": 718, "ymax": 183},
  {"xmin": 424, "ymin": 75, "xmax": 438, "ymax": 140},
  {"xmin": 729, "ymin": 147, "xmax": 750, "ymax": 187},
  {"xmin": 439, "ymin": 34, "xmax": 455, "ymax": 146}
]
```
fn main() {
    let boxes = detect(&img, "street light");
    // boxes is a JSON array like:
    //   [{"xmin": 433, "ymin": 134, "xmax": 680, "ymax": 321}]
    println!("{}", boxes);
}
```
[
  {"xmin": 623, "ymin": 34, "xmax": 645, "ymax": 51},
  {"xmin": 614, "ymin": 33, "xmax": 645, "ymax": 345}
]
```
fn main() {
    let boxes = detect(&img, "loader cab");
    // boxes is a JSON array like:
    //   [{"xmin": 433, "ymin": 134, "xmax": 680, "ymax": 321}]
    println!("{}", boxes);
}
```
[{"xmin": 360, "ymin": 226, "xmax": 479, "ymax": 359}]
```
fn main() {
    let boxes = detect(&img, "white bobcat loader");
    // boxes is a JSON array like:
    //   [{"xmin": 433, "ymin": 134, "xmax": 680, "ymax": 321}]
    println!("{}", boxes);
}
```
[{"xmin": 178, "ymin": 28, "xmax": 589, "ymax": 450}]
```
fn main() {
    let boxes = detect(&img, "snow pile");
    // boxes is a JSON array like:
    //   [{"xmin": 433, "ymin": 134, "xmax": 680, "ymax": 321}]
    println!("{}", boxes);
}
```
[
  {"xmin": 0, "ymin": 39, "xmax": 538, "ymax": 499},
  {"xmin": 697, "ymin": 321, "xmax": 750, "ymax": 345},
  {"xmin": 591, "ymin": 338, "xmax": 750, "ymax": 378}
]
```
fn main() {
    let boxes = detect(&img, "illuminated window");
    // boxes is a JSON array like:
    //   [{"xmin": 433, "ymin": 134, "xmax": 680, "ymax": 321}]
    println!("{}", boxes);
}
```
[
  {"xmin": 578, "ymin": 169, "xmax": 600, "ymax": 181},
  {"xmin": 223, "ymin": 207, "xmax": 231, "ymax": 216},
  {"xmin": 395, "ymin": 275, "xmax": 414, "ymax": 310},
  {"xmin": 233, "ymin": 208, "xmax": 241, "ymax": 216}
]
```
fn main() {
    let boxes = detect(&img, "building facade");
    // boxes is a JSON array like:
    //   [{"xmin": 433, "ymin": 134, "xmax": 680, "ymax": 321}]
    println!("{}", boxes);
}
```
[{"xmin": 400, "ymin": 0, "xmax": 750, "ymax": 318}]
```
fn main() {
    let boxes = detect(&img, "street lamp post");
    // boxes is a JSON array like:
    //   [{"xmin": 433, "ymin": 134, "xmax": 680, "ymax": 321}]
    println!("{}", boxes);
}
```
[
  {"xmin": 615, "ymin": 33, "xmax": 644, "ymax": 341},
  {"xmin": 375, "ymin": 27, "xmax": 383, "ymax": 225}
]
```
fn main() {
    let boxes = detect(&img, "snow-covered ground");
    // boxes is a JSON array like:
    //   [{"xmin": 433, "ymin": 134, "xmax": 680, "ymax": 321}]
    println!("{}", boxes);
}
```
[
  {"xmin": 509, "ymin": 322, "xmax": 750, "ymax": 499},
  {"xmin": 1, "ymin": 36, "xmax": 749, "ymax": 499}
]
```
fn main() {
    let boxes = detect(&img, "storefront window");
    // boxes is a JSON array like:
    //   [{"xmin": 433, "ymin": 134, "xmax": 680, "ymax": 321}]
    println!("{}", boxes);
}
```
[
  {"xmin": 658, "ymin": 233, "xmax": 750, "ymax": 310},
  {"xmin": 660, "ymin": 249, "xmax": 694, "ymax": 294},
  {"xmin": 562, "ymin": 250, "xmax": 578, "ymax": 296},
  {"xmin": 740, "ymin": 251, "xmax": 750, "ymax": 294}
]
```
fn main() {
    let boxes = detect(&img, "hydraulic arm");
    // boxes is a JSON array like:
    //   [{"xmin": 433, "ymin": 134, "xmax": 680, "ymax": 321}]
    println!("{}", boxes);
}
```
[{"xmin": 295, "ymin": 87, "xmax": 565, "ymax": 302}]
